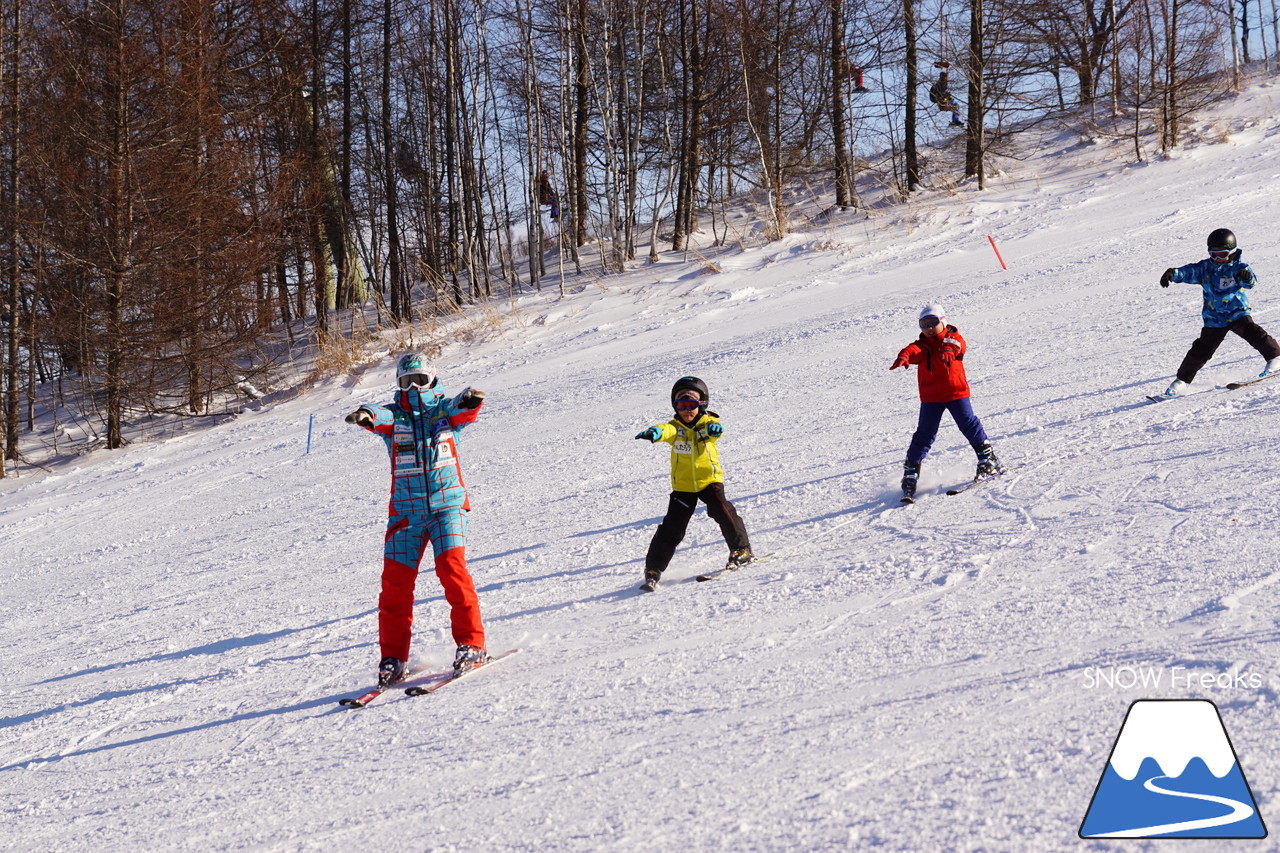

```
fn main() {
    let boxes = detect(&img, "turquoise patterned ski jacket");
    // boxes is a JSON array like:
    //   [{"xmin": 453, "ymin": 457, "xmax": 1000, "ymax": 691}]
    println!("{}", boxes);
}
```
[
  {"xmin": 357, "ymin": 386, "xmax": 481, "ymax": 516},
  {"xmin": 1170, "ymin": 256, "xmax": 1258, "ymax": 327}
]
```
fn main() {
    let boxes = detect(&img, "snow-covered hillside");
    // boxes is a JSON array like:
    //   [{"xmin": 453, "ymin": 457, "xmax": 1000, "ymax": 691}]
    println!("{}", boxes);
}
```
[{"xmin": 6, "ymin": 83, "xmax": 1280, "ymax": 851}]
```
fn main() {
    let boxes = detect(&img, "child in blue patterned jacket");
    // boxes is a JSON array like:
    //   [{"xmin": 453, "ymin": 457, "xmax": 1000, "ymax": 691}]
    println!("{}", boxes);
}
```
[{"xmin": 1157, "ymin": 228, "xmax": 1280, "ymax": 398}]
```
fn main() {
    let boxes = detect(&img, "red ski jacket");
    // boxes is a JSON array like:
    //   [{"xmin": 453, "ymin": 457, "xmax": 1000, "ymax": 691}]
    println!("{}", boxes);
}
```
[{"xmin": 896, "ymin": 325, "xmax": 971, "ymax": 402}]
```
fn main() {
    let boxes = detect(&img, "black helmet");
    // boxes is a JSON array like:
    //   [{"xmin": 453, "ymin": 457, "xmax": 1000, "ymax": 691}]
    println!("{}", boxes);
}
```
[
  {"xmin": 1208, "ymin": 228, "xmax": 1237, "ymax": 252},
  {"xmin": 671, "ymin": 376, "xmax": 709, "ymax": 414}
]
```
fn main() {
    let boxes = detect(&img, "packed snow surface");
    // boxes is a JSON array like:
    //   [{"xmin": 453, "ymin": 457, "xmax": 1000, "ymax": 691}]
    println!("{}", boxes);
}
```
[{"xmin": 6, "ymin": 84, "xmax": 1280, "ymax": 851}]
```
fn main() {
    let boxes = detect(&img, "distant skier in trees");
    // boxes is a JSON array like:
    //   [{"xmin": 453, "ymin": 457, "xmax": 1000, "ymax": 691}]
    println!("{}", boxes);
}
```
[
  {"xmin": 891, "ymin": 304, "xmax": 1003, "ymax": 503},
  {"xmin": 1157, "ymin": 228, "xmax": 1280, "ymax": 398},
  {"xmin": 537, "ymin": 170, "xmax": 560, "ymax": 220},
  {"xmin": 928, "ymin": 64, "xmax": 964, "ymax": 128},
  {"xmin": 344, "ymin": 353, "xmax": 489, "ymax": 687},
  {"xmin": 634, "ymin": 377, "xmax": 753, "ymax": 591},
  {"xmin": 837, "ymin": 45, "xmax": 870, "ymax": 94},
  {"xmin": 396, "ymin": 140, "xmax": 425, "ymax": 181}
]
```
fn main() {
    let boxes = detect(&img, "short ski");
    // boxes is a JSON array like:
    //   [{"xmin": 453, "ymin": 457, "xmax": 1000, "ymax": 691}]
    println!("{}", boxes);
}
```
[
  {"xmin": 404, "ymin": 648, "xmax": 522, "ymax": 697},
  {"xmin": 946, "ymin": 466, "xmax": 1015, "ymax": 496},
  {"xmin": 695, "ymin": 552, "xmax": 774, "ymax": 583},
  {"xmin": 338, "ymin": 664, "xmax": 439, "ymax": 708},
  {"xmin": 1227, "ymin": 372, "xmax": 1280, "ymax": 390},
  {"xmin": 1146, "ymin": 371, "xmax": 1279, "ymax": 401}
]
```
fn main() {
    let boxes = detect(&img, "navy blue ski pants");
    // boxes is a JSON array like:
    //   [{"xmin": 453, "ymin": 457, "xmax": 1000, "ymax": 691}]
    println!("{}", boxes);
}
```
[{"xmin": 906, "ymin": 398, "xmax": 988, "ymax": 465}]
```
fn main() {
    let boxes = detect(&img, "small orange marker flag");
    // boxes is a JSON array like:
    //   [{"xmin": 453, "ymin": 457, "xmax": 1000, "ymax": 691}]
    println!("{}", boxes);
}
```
[{"xmin": 987, "ymin": 235, "xmax": 1007, "ymax": 270}]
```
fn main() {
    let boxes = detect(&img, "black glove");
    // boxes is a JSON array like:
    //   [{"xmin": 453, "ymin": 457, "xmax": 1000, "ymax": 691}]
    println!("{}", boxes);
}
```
[
  {"xmin": 345, "ymin": 407, "xmax": 373, "ymax": 427},
  {"xmin": 1160, "ymin": 268, "xmax": 1175, "ymax": 288},
  {"xmin": 1236, "ymin": 267, "xmax": 1254, "ymax": 285},
  {"xmin": 458, "ymin": 388, "xmax": 485, "ymax": 410}
]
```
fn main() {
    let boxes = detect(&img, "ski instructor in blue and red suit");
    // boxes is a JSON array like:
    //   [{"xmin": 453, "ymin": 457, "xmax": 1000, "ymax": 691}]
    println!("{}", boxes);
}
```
[{"xmin": 345, "ymin": 353, "xmax": 488, "ymax": 688}]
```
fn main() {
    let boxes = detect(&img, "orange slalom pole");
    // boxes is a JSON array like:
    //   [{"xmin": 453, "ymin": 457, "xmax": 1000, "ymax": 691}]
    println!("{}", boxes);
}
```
[{"xmin": 987, "ymin": 235, "xmax": 1007, "ymax": 270}]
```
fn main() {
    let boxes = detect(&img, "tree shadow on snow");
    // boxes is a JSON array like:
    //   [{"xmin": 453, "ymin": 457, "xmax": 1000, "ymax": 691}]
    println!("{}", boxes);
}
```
[
  {"xmin": 37, "ymin": 613, "xmax": 376, "ymax": 685},
  {"xmin": 0, "ymin": 691, "xmax": 359, "ymax": 771}
]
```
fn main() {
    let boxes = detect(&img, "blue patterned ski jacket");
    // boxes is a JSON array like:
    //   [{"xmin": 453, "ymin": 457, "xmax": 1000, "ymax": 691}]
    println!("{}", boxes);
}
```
[
  {"xmin": 357, "ymin": 385, "xmax": 481, "ymax": 516},
  {"xmin": 1170, "ymin": 256, "xmax": 1258, "ymax": 327}
]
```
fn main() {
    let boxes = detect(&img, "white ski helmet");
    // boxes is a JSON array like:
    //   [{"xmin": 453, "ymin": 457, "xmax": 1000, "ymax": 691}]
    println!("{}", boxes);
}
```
[
  {"xmin": 396, "ymin": 352, "xmax": 437, "ymax": 390},
  {"xmin": 918, "ymin": 303, "xmax": 946, "ymax": 328}
]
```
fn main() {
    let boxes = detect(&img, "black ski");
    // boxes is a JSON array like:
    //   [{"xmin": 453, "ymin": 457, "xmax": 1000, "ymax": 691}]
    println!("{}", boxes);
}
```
[
  {"xmin": 695, "ymin": 552, "xmax": 774, "ymax": 582},
  {"xmin": 1227, "ymin": 372, "xmax": 1280, "ymax": 391},
  {"xmin": 946, "ymin": 466, "xmax": 1016, "ymax": 496}
]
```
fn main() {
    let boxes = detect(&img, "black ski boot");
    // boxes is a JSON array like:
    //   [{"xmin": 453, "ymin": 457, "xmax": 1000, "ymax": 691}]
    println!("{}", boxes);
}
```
[
  {"xmin": 901, "ymin": 462, "xmax": 920, "ymax": 503},
  {"xmin": 975, "ymin": 443, "xmax": 1003, "ymax": 478},
  {"xmin": 639, "ymin": 569, "xmax": 661, "ymax": 592},
  {"xmin": 453, "ymin": 645, "xmax": 489, "ymax": 676},
  {"xmin": 725, "ymin": 549, "xmax": 754, "ymax": 570},
  {"xmin": 377, "ymin": 657, "xmax": 407, "ymax": 689}
]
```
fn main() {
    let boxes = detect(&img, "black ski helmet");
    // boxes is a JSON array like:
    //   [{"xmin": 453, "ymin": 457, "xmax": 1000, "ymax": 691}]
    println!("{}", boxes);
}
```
[
  {"xmin": 1208, "ymin": 228, "xmax": 1238, "ymax": 252},
  {"xmin": 671, "ymin": 376, "xmax": 709, "ymax": 414}
]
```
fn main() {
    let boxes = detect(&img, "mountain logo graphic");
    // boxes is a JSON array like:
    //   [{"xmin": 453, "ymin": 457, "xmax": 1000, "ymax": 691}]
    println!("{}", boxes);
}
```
[{"xmin": 1080, "ymin": 699, "xmax": 1267, "ymax": 839}]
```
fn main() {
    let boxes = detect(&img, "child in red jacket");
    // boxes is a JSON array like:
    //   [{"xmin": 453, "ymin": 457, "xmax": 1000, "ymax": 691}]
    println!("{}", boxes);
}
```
[{"xmin": 891, "ymin": 304, "xmax": 1003, "ymax": 502}]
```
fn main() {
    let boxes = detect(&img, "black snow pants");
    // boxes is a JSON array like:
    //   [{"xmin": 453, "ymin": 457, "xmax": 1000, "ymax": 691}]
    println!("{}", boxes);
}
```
[
  {"xmin": 644, "ymin": 483, "xmax": 751, "ymax": 576},
  {"xmin": 1177, "ymin": 316, "xmax": 1280, "ymax": 383}
]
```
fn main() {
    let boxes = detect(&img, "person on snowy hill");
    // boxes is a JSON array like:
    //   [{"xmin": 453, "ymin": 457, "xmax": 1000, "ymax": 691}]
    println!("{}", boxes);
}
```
[
  {"xmin": 891, "ymin": 304, "xmax": 1003, "ymax": 502},
  {"xmin": 1156, "ymin": 228, "xmax": 1280, "ymax": 398},
  {"xmin": 634, "ymin": 376, "xmax": 753, "ymax": 591},
  {"xmin": 344, "ymin": 353, "xmax": 489, "ymax": 687}
]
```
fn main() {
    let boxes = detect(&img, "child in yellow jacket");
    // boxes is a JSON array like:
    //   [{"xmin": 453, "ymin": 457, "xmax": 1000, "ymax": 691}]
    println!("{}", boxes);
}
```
[{"xmin": 634, "ymin": 376, "xmax": 752, "ymax": 591}]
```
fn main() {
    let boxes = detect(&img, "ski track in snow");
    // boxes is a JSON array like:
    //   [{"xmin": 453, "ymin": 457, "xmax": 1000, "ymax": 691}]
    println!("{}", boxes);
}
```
[{"xmin": 5, "ymin": 83, "xmax": 1280, "ymax": 851}]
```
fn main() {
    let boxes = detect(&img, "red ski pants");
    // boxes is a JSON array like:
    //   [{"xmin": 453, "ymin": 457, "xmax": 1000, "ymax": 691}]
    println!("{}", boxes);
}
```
[{"xmin": 379, "ymin": 511, "xmax": 484, "ymax": 660}]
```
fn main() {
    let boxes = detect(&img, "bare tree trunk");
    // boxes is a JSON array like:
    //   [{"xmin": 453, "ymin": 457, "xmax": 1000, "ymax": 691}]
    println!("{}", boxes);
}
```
[
  {"xmin": 904, "ymin": 0, "xmax": 921, "ymax": 192},
  {"xmin": 573, "ymin": 0, "xmax": 589, "ymax": 247},
  {"xmin": 963, "ymin": 0, "xmax": 984, "ymax": 185},
  {"xmin": 831, "ymin": 0, "xmax": 852, "ymax": 208},
  {"xmin": 1255, "ymin": 0, "xmax": 1266, "ymax": 66},
  {"xmin": 1166, "ymin": 0, "xmax": 1179, "ymax": 149},
  {"xmin": 1271, "ymin": 0, "xmax": 1279, "ymax": 73},
  {"xmin": 105, "ymin": 0, "xmax": 130, "ymax": 449},
  {"xmin": 338, "ymin": 0, "xmax": 355, "ymax": 308},
  {"xmin": 384, "ymin": 0, "xmax": 406, "ymax": 321},
  {"xmin": 3, "ymin": 0, "xmax": 21, "ymax": 466},
  {"xmin": 1227, "ymin": 0, "xmax": 1240, "ymax": 88},
  {"xmin": 308, "ymin": 0, "xmax": 329, "ymax": 333},
  {"xmin": 1241, "ymin": 0, "xmax": 1251, "ymax": 64},
  {"xmin": 672, "ymin": 0, "xmax": 704, "ymax": 251}
]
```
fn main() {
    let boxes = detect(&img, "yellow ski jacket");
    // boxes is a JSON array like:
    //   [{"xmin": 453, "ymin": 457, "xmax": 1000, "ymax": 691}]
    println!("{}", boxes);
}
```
[{"xmin": 646, "ymin": 414, "xmax": 725, "ymax": 492}]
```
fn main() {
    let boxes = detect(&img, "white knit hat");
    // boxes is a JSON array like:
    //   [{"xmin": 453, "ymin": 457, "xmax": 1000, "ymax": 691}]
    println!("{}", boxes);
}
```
[{"xmin": 918, "ymin": 303, "xmax": 946, "ymax": 325}]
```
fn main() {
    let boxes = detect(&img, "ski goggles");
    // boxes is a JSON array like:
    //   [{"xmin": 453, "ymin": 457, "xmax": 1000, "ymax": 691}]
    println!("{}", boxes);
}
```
[
  {"xmin": 919, "ymin": 316, "xmax": 943, "ymax": 329},
  {"xmin": 674, "ymin": 397, "xmax": 702, "ymax": 411},
  {"xmin": 1209, "ymin": 248, "xmax": 1234, "ymax": 262},
  {"xmin": 398, "ymin": 373, "xmax": 435, "ymax": 390}
]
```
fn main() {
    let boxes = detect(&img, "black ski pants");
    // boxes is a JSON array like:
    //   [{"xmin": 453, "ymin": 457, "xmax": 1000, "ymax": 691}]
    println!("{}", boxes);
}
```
[
  {"xmin": 1177, "ymin": 316, "xmax": 1280, "ymax": 383},
  {"xmin": 645, "ymin": 483, "xmax": 751, "ymax": 576}
]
